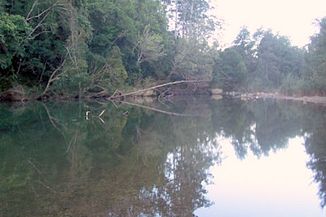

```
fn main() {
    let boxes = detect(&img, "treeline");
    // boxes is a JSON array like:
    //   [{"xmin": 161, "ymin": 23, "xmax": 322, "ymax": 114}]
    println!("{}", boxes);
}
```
[
  {"xmin": 0, "ymin": 0, "xmax": 325, "ymax": 97},
  {"xmin": 0, "ymin": 0, "xmax": 218, "ymax": 97},
  {"xmin": 213, "ymin": 19, "xmax": 326, "ymax": 95}
]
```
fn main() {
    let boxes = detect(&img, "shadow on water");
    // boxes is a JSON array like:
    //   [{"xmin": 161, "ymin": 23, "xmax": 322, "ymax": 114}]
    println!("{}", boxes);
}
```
[{"xmin": 0, "ymin": 98, "xmax": 325, "ymax": 216}]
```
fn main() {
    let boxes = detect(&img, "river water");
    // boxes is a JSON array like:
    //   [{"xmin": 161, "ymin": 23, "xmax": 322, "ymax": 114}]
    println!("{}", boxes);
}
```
[{"xmin": 0, "ymin": 98, "xmax": 325, "ymax": 217}]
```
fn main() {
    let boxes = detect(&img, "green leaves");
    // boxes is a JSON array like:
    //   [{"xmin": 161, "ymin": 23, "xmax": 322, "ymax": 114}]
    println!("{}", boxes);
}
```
[
  {"xmin": 171, "ymin": 38, "xmax": 214, "ymax": 81},
  {"xmin": 0, "ymin": 13, "xmax": 31, "ymax": 69},
  {"xmin": 213, "ymin": 48, "xmax": 247, "ymax": 91},
  {"xmin": 0, "ymin": 0, "xmax": 219, "ymax": 94},
  {"xmin": 136, "ymin": 25, "xmax": 166, "ymax": 65},
  {"xmin": 306, "ymin": 17, "xmax": 326, "ymax": 94},
  {"xmin": 164, "ymin": 0, "xmax": 219, "ymax": 41}
]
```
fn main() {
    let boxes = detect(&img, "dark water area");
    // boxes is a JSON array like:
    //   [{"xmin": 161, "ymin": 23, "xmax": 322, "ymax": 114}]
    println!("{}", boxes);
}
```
[{"xmin": 0, "ymin": 98, "xmax": 326, "ymax": 217}]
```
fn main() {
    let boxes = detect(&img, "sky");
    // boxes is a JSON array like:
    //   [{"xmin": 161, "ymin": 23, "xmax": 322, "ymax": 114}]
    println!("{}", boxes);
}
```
[{"xmin": 211, "ymin": 0, "xmax": 326, "ymax": 47}]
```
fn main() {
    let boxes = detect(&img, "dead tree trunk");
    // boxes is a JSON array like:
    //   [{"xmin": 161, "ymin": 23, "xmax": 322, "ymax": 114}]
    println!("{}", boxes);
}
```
[{"xmin": 109, "ymin": 80, "xmax": 209, "ymax": 99}]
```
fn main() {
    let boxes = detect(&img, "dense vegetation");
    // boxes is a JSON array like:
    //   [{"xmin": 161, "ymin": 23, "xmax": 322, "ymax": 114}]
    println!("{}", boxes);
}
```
[
  {"xmin": 0, "ymin": 0, "xmax": 325, "ymax": 97},
  {"xmin": 0, "ymin": 0, "xmax": 218, "ymax": 97},
  {"xmin": 213, "ymin": 23, "xmax": 326, "ymax": 95}
]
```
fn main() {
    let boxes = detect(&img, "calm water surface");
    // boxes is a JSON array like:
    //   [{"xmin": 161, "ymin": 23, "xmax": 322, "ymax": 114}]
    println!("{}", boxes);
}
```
[{"xmin": 0, "ymin": 98, "xmax": 325, "ymax": 217}]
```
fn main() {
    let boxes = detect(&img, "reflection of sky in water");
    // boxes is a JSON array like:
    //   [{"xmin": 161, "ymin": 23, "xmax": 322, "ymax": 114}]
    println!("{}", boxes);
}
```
[
  {"xmin": 1, "ymin": 100, "xmax": 325, "ymax": 217},
  {"xmin": 196, "ymin": 137, "xmax": 325, "ymax": 217}
]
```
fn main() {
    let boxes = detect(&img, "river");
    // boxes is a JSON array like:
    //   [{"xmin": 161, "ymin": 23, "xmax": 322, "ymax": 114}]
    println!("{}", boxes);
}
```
[{"xmin": 0, "ymin": 97, "xmax": 325, "ymax": 217}]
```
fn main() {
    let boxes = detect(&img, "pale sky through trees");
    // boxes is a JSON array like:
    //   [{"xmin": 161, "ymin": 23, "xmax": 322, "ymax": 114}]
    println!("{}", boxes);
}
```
[{"xmin": 211, "ymin": 0, "xmax": 326, "ymax": 47}]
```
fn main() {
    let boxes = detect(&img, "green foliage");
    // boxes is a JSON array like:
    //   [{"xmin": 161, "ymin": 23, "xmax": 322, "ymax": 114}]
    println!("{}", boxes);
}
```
[
  {"xmin": 107, "ymin": 46, "xmax": 128, "ymax": 85},
  {"xmin": 0, "ymin": 0, "xmax": 72, "ymax": 91},
  {"xmin": 2, "ymin": 0, "xmax": 324, "ymax": 96},
  {"xmin": 136, "ymin": 25, "xmax": 166, "ymax": 65},
  {"xmin": 170, "ymin": 38, "xmax": 214, "ymax": 81},
  {"xmin": 253, "ymin": 31, "xmax": 304, "ymax": 90},
  {"xmin": 0, "ymin": 0, "xmax": 221, "ymax": 95},
  {"xmin": 92, "ymin": 46, "xmax": 128, "ymax": 91},
  {"xmin": 164, "ymin": 0, "xmax": 219, "ymax": 41},
  {"xmin": 214, "ymin": 28, "xmax": 307, "ymax": 93},
  {"xmin": 213, "ymin": 48, "xmax": 247, "ymax": 91},
  {"xmin": 0, "ymin": 13, "xmax": 30, "ymax": 69},
  {"xmin": 305, "ymin": 17, "xmax": 326, "ymax": 94},
  {"xmin": 279, "ymin": 74, "xmax": 306, "ymax": 95},
  {"xmin": 0, "ymin": 0, "xmax": 168, "ymax": 94}
]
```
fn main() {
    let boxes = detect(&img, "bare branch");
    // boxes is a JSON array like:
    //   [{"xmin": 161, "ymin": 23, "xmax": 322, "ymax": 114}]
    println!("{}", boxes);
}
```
[
  {"xmin": 27, "ymin": 30, "xmax": 50, "ymax": 40},
  {"xmin": 27, "ymin": 11, "xmax": 50, "ymax": 38},
  {"xmin": 26, "ymin": 2, "xmax": 57, "ymax": 22},
  {"xmin": 41, "ymin": 58, "xmax": 66, "ymax": 96},
  {"xmin": 26, "ymin": 0, "xmax": 38, "ymax": 20}
]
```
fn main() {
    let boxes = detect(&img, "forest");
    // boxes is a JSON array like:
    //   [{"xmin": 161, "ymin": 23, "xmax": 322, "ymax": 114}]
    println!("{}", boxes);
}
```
[{"xmin": 0, "ymin": 0, "xmax": 325, "ymax": 99}]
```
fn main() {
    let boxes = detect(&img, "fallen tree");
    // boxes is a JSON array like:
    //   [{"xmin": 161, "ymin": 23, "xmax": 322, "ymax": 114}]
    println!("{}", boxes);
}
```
[{"xmin": 109, "ymin": 80, "xmax": 210, "ymax": 99}]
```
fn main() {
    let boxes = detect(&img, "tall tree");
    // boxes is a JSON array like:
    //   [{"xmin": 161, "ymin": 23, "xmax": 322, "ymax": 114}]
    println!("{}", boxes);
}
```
[
  {"xmin": 253, "ymin": 30, "xmax": 304, "ymax": 90},
  {"xmin": 213, "ymin": 47, "xmax": 247, "ymax": 91},
  {"xmin": 162, "ymin": 0, "xmax": 218, "ymax": 41},
  {"xmin": 306, "ymin": 17, "xmax": 326, "ymax": 94}
]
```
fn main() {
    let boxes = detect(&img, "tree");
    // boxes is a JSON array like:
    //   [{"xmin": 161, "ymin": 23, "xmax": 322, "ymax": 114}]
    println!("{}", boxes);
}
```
[
  {"xmin": 169, "ymin": 38, "xmax": 214, "ymax": 81},
  {"xmin": 233, "ymin": 26, "xmax": 256, "ymax": 72},
  {"xmin": 0, "ymin": 0, "xmax": 80, "ymax": 93},
  {"xmin": 252, "ymin": 30, "xmax": 304, "ymax": 90},
  {"xmin": 136, "ymin": 25, "xmax": 166, "ymax": 65},
  {"xmin": 213, "ymin": 47, "xmax": 247, "ymax": 91},
  {"xmin": 94, "ymin": 45, "xmax": 128, "ymax": 90},
  {"xmin": 306, "ymin": 17, "xmax": 326, "ymax": 94},
  {"xmin": 163, "ymin": 0, "xmax": 218, "ymax": 41},
  {"xmin": 0, "ymin": 13, "xmax": 30, "ymax": 70}
]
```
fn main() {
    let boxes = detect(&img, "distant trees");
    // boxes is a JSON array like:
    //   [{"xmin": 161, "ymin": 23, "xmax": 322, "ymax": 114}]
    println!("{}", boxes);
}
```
[
  {"xmin": 212, "ymin": 20, "xmax": 326, "ymax": 95},
  {"xmin": 254, "ymin": 30, "xmax": 304, "ymax": 90},
  {"xmin": 213, "ymin": 27, "xmax": 306, "ymax": 93},
  {"xmin": 305, "ymin": 18, "xmax": 326, "ymax": 95}
]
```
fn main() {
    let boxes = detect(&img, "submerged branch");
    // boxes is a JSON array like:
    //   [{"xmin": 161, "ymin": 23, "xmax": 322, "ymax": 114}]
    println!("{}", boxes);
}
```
[{"xmin": 115, "ymin": 100, "xmax": 204, "ymax": 117}]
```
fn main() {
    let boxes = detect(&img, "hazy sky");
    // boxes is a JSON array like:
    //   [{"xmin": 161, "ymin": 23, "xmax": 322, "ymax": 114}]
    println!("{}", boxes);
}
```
[{"xmin": 211, "ymin": 0, "xmax": 326, "ymax": 47}]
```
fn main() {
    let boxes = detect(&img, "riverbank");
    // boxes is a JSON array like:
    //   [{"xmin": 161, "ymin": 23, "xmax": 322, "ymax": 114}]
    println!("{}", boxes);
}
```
[
  {"xmin": 233, "ymin": 92, "xmax": 326, "ymax": 106},
  {"xmin": 1, "ymin": 83, "xmax": 326, "ymax": 107},
  {"xmin": 0, "ymin": 81, "xmax": 222, "ymax": 102}
]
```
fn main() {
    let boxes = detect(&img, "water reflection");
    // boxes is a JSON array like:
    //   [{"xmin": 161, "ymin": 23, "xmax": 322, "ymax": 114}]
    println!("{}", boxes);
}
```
[
  {"xmin": 196, "ymin": 137, "xmax": 323, "ymax": 217},
  {"xmin": 0, "ymin": 98, "xmax": 325, "ymax": 216}
]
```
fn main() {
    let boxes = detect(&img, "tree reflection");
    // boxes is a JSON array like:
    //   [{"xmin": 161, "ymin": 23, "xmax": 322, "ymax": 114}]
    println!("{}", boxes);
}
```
[
  {"xmin": 211, "ymin": 99, "xmax": 326, "ymax": 208},
  {"xmin": 304, "ymin": 106, "xmax": 326, "ymax": 208},
  {"xmin": 0, "ymin": 101, "xmax": 219, "ymax": 217},
  {"xmin": 0, "ymin": 99, "xmax": 326, "ymax": 216}
]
